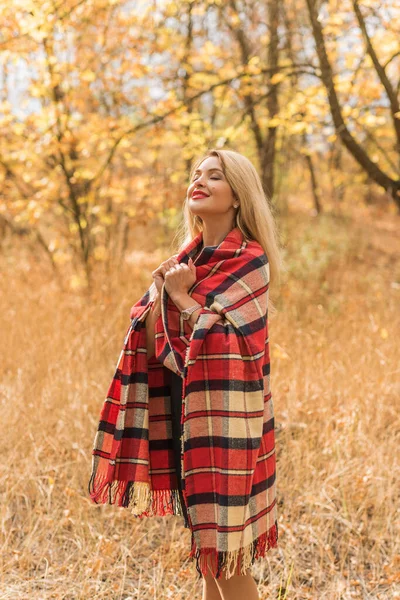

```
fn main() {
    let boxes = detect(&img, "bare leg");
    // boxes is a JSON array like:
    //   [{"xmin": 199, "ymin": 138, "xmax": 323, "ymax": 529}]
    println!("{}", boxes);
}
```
[
  {"xmin": 201, "ymin": 555, "xmax": 259, "ymax": 600},
  {"xmin": 201, "ymin": 555, "xmax": 223, "ymax": 600},
  {"xmin": 214, "ymin": 568, "xmax": 259, "ymax": 600},
  {"xmin": 202, "ymin": 572, "xmax": 223, "ymax": 600}
]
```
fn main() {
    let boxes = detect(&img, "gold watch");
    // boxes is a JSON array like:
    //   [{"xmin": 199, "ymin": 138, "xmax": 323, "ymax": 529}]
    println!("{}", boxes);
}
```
[{"xmin": 181, "ymin": 302, "xmax": 202, "ymax": 321}]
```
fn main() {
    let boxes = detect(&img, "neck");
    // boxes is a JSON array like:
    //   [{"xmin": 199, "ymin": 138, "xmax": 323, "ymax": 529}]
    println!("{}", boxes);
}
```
[{"xmin": 201, "ymin": 220, "xmax": 236, "ymax": 247}]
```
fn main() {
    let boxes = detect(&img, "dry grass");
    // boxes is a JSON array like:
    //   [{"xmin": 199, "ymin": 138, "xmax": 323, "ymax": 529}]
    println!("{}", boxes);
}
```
[{"xmin": 0, "ymin": 206, "xmax": 399, "ymax": 599}]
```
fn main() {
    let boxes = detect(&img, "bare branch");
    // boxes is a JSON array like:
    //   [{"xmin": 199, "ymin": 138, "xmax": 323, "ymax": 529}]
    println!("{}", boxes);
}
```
[
  {"xmin": 305, "ymin": 0, "xmax": 400, "ymax": 204},
  {"xmin": 352, "ymin": 0, "xmax": 400, "ymax": 150}
]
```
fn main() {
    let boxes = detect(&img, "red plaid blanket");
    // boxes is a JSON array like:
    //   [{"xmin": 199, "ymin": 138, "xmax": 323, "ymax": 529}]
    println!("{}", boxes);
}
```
[{"xmin": 88, "ymin": 226, "xmax": 278, "ymax": 580}]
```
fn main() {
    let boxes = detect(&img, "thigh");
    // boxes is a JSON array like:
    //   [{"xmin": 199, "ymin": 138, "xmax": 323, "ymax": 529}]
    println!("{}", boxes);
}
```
[
  {"xmin": 203, "ymin": 554, "xmax": 251, "ymax": 581},
  {"xmin": 202, "ymin": 555, "xmax": 223, "ymax": 599},
  {"xmin": 213, "ymin": 568, "xmax": 257, "ymax": 600}
]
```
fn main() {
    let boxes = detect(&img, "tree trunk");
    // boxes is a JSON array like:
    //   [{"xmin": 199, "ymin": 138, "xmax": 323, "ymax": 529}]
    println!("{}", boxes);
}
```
[{"xmin": 305, "ymin": 0, "xmax": 400, "ymax": 209}]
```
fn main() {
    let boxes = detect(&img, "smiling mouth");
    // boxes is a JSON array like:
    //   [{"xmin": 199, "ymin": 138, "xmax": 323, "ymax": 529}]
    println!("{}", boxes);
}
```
[{"xmin": 192, "ymin": 193, "xmax": 210, "ymax": 199}]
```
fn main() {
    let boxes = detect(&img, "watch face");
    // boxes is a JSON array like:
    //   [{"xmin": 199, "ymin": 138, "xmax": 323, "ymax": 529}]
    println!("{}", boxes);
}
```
[{"xmin": 181, "ymin": 304, "xmax": 200, "ymax": 320}]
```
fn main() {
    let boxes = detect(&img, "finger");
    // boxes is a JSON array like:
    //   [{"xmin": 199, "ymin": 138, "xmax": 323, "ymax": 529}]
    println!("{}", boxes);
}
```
[
  {"xmin": 153, "ymin": 266, "xmax": 165, "ymax": 276},
  {"xmin": 165, "ymin": 264, "xmax": 182, "ymax": 277},
  {"xmin": 154, "ymin": 268, "xmax": 165, "ymax": 278}
]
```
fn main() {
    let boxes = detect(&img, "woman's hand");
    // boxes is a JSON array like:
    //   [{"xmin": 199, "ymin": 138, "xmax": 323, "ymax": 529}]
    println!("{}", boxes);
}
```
[
  {"xmin": 152, "ymin": 254, "xmax": 180, "ymax": 294},
  {"xmin": 164, "ymin": 258, "xmax": 197, "ymax": 301}
]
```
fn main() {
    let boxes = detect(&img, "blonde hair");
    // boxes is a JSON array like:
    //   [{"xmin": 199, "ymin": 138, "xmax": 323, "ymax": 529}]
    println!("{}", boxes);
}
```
[{"xmin": 172, "ymin": 148, "xmax": 285, "ymax": 315}]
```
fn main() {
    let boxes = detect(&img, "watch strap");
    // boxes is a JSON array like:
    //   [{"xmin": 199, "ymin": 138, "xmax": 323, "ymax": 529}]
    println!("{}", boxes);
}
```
[{"xmin": 181, "ymin": 302, "xmax": 202, "ymax": 320}]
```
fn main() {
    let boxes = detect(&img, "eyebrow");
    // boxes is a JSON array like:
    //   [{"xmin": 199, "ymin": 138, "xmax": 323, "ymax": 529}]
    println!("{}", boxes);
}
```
[{"xmin": 193, "ymin": 167, "xmax": 224, "ymax": 174}]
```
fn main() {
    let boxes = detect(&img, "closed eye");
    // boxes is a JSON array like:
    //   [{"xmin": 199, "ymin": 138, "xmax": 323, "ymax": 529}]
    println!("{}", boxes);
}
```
[{"xmin": 192, "ymin": 174, "xmax": 221, "ymax": 181}]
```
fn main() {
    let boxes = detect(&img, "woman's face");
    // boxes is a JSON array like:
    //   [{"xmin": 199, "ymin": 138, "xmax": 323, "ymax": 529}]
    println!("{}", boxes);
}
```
[{"xmin": 186, "ymin": 156, "xmax": 236, "ymax": 219}]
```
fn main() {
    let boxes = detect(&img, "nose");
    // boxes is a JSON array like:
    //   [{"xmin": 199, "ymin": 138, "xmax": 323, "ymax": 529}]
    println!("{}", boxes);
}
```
[{"xmin": 193, "ymin": 172, "xmax": 206, "ymax": 187}]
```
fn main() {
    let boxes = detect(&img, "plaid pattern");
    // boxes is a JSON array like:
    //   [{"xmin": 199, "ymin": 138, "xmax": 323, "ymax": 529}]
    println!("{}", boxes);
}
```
[{"xmin": 88, "ymin": 226, "xmax": 278, "ymax": 580}]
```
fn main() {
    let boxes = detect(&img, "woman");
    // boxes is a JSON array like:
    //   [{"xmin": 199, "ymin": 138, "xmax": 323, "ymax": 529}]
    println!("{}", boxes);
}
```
[{"xmin": 89, "ymin": 149, "xmax": 282, "ymax": 600}]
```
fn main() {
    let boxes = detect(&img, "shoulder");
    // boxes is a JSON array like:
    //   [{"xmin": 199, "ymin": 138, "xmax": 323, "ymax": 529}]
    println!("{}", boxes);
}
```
[
  {"xmin": 238, "ymin": 240, "xmax": 270, "ymax": 287},
  {"xmin": 242, "ymin": 239, "xmax": 269, "ymax": 265}
]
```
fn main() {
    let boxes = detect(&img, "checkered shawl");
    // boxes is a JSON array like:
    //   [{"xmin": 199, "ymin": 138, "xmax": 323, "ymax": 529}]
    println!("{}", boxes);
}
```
[{"xmin": 88, "ymin": 227, "xmax": 278, "ymax": 580}]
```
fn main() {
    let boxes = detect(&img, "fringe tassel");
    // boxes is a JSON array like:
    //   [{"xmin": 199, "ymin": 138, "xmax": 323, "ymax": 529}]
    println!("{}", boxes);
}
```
[
  {"xmin": 189, "ymin": 520, "xmax": 279, "ymax": 581},
  {"xmin": 88, "ymin": 472, "xmax": 186, "ymax": 518}
]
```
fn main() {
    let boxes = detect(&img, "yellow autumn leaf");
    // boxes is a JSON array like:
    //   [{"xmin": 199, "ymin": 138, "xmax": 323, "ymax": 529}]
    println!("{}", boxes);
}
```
[
  {"xmin": 94, "ymin": 246, "xmax": 108, "ymax": 261},
  {"xmin": 230, "ymin": 13, "xmax": 241, "ymax": 26},
  {"xmin": 13, "ymin": 123, "xmax": 25, "ymax": 135},
  {"xmin": 268, "ymin": 117, "xmax": 281, "ymax": 127},
  {"xmin": 170, "ymin": 172, "xmax": 181, "ymax": 183},
  {"xmin": 81, "ymin": 69, "xmax": 96, "ymax": 82},
  {"xmin": 165, "ymin": 2, "xmax": 178, "ymax": 17},
  {"xmin": 30, "ymin": 84, "xmax": 46, "ymax": 98},
  {"xmin": 290, "ymin": 121, "xmax": 307, "ymax": 134},
  {"xmin": 272, "ymin": 345, "xmax": 290, "ymax": 360},
  {"xmin": 69, "ymin": 275, "xmax": 86, "ymax": 290},
  {"xmin": 270, "ymin": 73, "xmax": 285, "ymax": 85},
  {"xmin": 99, "ymin": 214, "xmax": 116, "ymax": 226}
]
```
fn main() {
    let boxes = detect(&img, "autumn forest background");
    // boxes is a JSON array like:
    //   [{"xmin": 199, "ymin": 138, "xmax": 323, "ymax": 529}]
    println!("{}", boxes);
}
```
[{"xmin": 1, "ymin": 0, "xmax": 399, "ymax": 599}]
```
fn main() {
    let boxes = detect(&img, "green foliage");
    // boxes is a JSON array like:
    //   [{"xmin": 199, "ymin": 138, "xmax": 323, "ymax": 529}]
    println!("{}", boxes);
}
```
[{"xmin": 281, "ymin": 213, "xmax": 354, "ymax": 283}]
